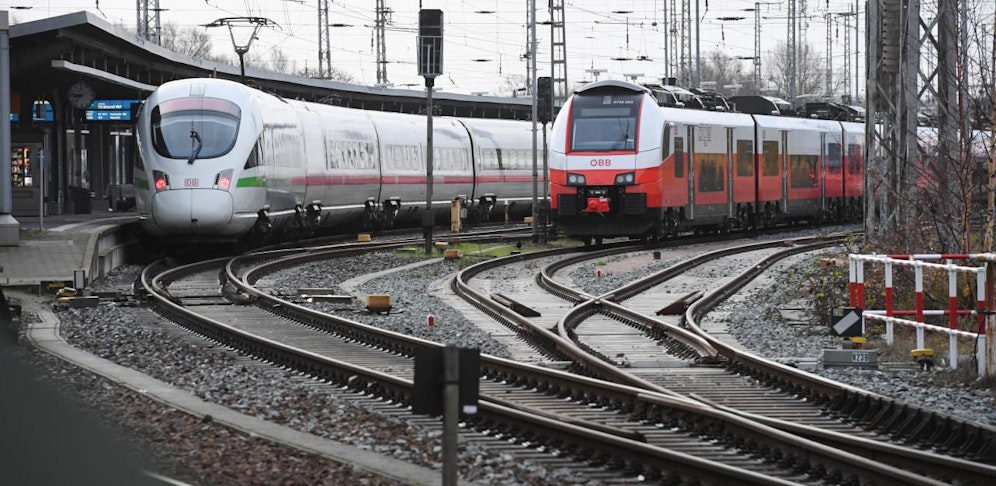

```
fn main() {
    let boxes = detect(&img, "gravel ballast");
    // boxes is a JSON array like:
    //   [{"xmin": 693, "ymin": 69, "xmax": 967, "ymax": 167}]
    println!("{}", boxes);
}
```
[{"xmin": 5, "ymin": 230, "xmax": 996, "ymax": 484}]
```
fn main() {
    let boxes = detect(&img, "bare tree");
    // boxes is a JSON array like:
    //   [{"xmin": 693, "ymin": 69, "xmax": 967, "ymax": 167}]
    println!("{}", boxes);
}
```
[
  {"xmin": 268, "ymin": 48, "xmax": 291, "ymax": 74},
  {"xmin": 497, "ymin": 74, "xmax": 528, "ymax": 97},
  {"xmin": 699, "ymin": 51, "xmax": 751, "ymax": 96},
  {"xmin": 764, "ymin": 42, "xmax": 826, "ymax": 102},
  {"xmin": 244, "ymin": 47, "xmax": 355, "ymax": 82},
  {"xmin": 159, "ymin": 22, "xmax": 216, "ymax": 60},
  {"xmin": 973, "ymin": 2, "xmax": 996, "ymax": 253}
]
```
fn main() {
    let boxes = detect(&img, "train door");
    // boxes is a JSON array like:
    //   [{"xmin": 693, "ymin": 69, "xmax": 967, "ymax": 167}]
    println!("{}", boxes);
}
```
[
  {"xmin": 299, "ymin": 110, "xmax": 327, "ymax": 210},
  {"xmin": 686, "ymin": 125, "xmax": 695, "ymax": 220},
  {"xmin": 819, "ymin": 133, "xmax": 827, "ymax": 213},
  {"xmin": 754, "ymin": 116, "xmax": 785, "ymax": 226},
  {"xmin": 841, "ymin": 121, "xmax": 865, "ymax": 217},
  {"xmin": 726, "ymin": 128, "xmax": 734, "ymax": 218},
  {"xmin": 781, "ymin": 130, "xmax": 789, "ymax": 213},
  {"xmin": 826, "ymin": 132, "xmax": 844, "ymax": 220},
  {"xmin": 107, "ymin": 128, "xmax": 134, "ymax": 211}
]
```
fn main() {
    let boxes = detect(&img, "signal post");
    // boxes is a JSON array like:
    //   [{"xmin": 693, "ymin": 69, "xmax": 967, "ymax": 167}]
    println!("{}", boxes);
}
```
[{"xmin": 418, "ymin": 10, "xmax": 443, "ymax": 256}]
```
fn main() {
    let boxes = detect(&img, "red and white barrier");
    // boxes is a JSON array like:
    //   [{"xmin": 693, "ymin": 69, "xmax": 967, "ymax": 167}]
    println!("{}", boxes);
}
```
[{"xmin": 848, "ymin": 253, "xmax": 988, "ymax": 372}]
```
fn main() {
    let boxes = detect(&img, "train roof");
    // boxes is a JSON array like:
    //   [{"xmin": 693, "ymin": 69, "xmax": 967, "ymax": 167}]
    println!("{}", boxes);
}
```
[
  {"xmin": 659, "ymin": 106, "xmax": 755, "ymax": 127},
  {"xmin": 569, "ymin": 79, "xmax": 870, "ymax": 123},
  {"xmin": 574, "ymin": 79, "xmax": 649, "ymax": 94},
  {"xmin": 753, "ymin": 113, "xmax": 845, "ymax": 131},
  {"xmin": 728, "ymin": 95, "xmax": 793, "ymax": 115}
]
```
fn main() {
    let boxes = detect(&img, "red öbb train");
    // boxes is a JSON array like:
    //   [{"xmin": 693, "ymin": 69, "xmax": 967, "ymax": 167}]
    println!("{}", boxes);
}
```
[{"xmin": 549, "ymin": 80, "xmax": 864, "ymax": 243}]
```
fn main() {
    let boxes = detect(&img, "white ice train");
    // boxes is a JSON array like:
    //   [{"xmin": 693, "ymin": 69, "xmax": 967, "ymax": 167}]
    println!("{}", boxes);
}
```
[{"xmin": 134, "ymin": 78, "xmax": 542, "ymax": 242}]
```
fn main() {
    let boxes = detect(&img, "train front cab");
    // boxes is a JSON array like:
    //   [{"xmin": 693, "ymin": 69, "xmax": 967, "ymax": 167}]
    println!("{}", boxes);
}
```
[{"xmin": 549, "ymin": 80, "xmax": 666, "ymax": 242}]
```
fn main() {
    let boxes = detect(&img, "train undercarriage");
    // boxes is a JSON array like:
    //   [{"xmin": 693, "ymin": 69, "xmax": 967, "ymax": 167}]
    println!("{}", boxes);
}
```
[{"xmin": 554, "ymin": 190, "xmax": 864, "ymax": 245}]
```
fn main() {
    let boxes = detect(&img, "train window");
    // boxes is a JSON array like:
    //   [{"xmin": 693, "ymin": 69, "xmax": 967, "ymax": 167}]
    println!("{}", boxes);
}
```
[
  {"xmin": 435, "ymin": 147, "xmax": 468, "ymax": 171},
  {"xmin": 674, "ymin": 137, "xmax": 685, "ymax": 178},
  {"xmin": 511, "ymin": 149, "xmax": 529, "ymax": 169},
  {"xmin": 244, "ymin": 142, "xmax": 262, "ymax": 169},
  {"xmin": 828, "ymin": 143, "xmax": 842, "ymax": 172},
  {"xmin": 736, "ymin": 140, "xmax": 753, "ymax": 176},
  {"xmin": 151, "ymin": 97, "xmax": 240, "ymax": 159},
  {"xmin": 847, "ymin": 144, "xmax": 862, "ymax": 175},
  {"xmin": 327, "ymin": 140, "xmax": 376, "ymax": 170},
  {"xmin": 762, "ymin": 141, "xmax": 779, "ymax": 176},
  {"xmin": 385, "ymin": 144, "xmax": 421, "ymax": 171},
  {"xmin": 790, "ymin": 155, "xmax": 819, "ymax": 188},
  {"xmin": 569, "ymin": 90, "xmax": 641, "ymax": 152},
  {"xmin": 661, "ymin": 123, "xmax": 672, "ymax": 161},
  {"xmin": 698, "ymin": 154, "xmax": 725, "ymax": 192}
]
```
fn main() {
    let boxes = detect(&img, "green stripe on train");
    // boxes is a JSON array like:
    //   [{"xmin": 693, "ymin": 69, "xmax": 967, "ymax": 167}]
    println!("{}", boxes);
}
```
[
  {"xmin": 236, "ymin": 176, "xmax": 265, "ymax": 188},
  {"xmin": 135, "ymin": 178, "xmax": 149, "ymax": 190}
]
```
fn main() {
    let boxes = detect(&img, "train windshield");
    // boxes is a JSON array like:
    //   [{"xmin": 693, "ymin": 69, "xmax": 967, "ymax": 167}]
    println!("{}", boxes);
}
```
[
  {"xmin": 150, "ymin": 97, "xmax": 241, "ymax": 160},
  {"xmin": 569, "ymin": 91, "xmax": 641, "ymax": 152}
]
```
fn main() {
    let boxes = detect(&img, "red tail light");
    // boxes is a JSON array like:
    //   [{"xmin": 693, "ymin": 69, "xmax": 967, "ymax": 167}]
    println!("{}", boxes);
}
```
[
  {"xmin": 215, "ymin": 169, "xmax": 234, "ymax": 191},
  {"xmin": 153, "ymin": 170, "xmax": 169, "ymax": 191}
]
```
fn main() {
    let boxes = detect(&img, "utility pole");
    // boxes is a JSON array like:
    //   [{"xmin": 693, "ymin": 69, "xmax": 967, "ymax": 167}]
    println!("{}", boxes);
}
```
[
  {"xmin": 549, "ymin": 0, "xmax": 568, "ymax": 109},
  {"xmin": 375, "ymin": 0, "xmax": 390, "ymax": 85},
  {"xmin": 418, "ymin": 10, "xmax": 443, "ymax": 257},
  {"xmin": 825, "ymin": 11, "xmax": 833, "ymax": 97},
  {"xmin": 828, "ymin": 9, "xmax": 857, "ymax": 103},
  {"xmin": 866, "ymin": 0, "xmax": 963, "ymax": 249},
  {"xmin": 665, "ymin": 0, "xmax": 680, "ymax": 83},
  {"xmin": 530, "ymin": 0, "xmax": 539, "ymax": 242},
  {"xmin": 317, "ymin": 0, "xmax": 331, "ymax": 78},
  {"xmin": 136, "ymin": 0, "xmax": 162, "ymax": 45},
  {"xmin": 787, "ymin": 0, "xmax": 797, "ymax": 104},
  {"xmin": 753, "ymin": 3, "xmax": 762, "ymax": 92},
  {"xmin": 0, "ymin": 11, "xmax": 17, "ymax": 246},
  {"xmin": 680, "ymin": 0, "xmax": 691, "ymax": 86}
]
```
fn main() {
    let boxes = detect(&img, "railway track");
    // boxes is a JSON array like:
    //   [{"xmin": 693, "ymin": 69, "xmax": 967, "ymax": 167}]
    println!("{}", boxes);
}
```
[
  {"xmin": 140, "ymin": 230, "xmax": 996, "ymax": 484},
  {"xmin": 455, "ymin": 234, "xmax": 996, "ymax": 484}
]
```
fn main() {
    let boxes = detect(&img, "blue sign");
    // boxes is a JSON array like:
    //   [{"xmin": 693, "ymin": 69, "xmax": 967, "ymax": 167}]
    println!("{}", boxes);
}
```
[
  {"xmin": 33, "ymin": 101, "xmax": 53, "ymax": 122},
  {"xmin": 10, "ymin": 112, "xmax": 19, "ymax": 122},
  {"xmin": 87, "ymin": 110, "xmax": 132, "ymax": 121},
  {"xmin": 21, "ymin": 99, "xmax": 141, "ymax": 123},
  {"xmin": 86, "ymin": 99, "xmax": 140, "ymax": 121}
]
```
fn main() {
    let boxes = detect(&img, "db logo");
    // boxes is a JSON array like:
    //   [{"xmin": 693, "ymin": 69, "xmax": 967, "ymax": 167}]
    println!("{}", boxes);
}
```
[
  {"xmin": 184, "ymin": 178, "xmax": 199, "ymax": 187},
  {"xmin": 590, "ymin": 158, "xmax": 612, "ymax": 167}
]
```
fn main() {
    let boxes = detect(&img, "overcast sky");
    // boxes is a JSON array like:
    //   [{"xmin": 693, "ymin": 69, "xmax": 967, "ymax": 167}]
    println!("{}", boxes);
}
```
[{"xmin": 4, "ymin": 0, "xmax": 869, "ymax": 96}]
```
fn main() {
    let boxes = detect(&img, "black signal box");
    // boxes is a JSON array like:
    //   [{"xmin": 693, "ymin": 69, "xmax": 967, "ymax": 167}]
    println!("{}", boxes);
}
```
[
  {"xmin": 537, "ymin": 76, "xmax": 553, "ymax": 123},
  {"xmin": 417, "ymin": 9, "xmax": 444, "ymax": 78},
  {"xmin": 413, "ymin": 345, "xmax": 479, "ymax": 416}
]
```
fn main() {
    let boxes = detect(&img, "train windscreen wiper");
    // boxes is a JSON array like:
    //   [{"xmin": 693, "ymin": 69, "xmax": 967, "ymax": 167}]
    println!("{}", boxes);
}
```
[
  {"xmin": 611, "ymin": 121, "xmax": 632, "ymax": 151},
  {"xmin": 188, "ymin": 130, "xmax": 202, "ymax": 165}
]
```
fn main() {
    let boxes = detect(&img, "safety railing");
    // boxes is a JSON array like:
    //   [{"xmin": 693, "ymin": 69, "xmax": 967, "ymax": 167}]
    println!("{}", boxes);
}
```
[{"xmin": 848, "ymin": 253, "xmax": 989, "ymax": 372}]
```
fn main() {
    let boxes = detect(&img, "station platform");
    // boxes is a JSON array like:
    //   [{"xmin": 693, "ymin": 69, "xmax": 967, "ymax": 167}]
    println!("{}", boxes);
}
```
[{"xmin": 0, "ymin": 209, "xmax": 139, "ymax": 288}]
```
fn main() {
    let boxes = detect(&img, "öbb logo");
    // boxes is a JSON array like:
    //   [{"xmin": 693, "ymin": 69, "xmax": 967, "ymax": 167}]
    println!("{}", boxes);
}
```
[{"xmin": 589, "ymin": 158, "xmax": 612, "ymax": 167}]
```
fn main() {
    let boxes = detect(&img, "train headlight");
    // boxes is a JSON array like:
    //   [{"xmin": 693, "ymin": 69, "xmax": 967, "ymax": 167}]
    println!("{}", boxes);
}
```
[
  {"xmin": 153, "ymin": 170, "xmax": 170, "ymax": 192},
  {"xmin": 567, "ymin": 173, "xmax": 586, "ymax": 186},
  {"xmin": 614, "ymin": 172, "xmax": 636, "ymax": 185},
  {"xmin": 215, "ymin": 169, "xmax": 234, "ymax": 191}
]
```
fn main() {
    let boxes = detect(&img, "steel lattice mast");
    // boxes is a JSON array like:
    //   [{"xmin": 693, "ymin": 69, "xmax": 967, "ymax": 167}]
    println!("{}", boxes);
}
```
[
  {"xmin": 136, "ymin": 0, "xmax": 161, "ymax": 44},
  {"xmin": 317, "ymin": 0, "xmax": 331, "ymax": 78},
  {"xmin": 549, "ymin": 0, "xmax": 568, "ymax": 109},
  {"xmin": 865, "ymin": 0, "xmax": 961, "ymax": 243},
  {"xmin": 375, "ymin": 0, "xmax": 390, "ymax": 85}
]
